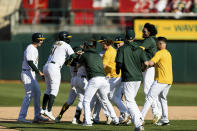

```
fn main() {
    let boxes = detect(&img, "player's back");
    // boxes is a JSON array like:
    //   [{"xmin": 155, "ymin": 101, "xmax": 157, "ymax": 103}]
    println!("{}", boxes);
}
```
[{"xmin": 47, "ymin": 41, "xmax": 74, "ymax": 67}]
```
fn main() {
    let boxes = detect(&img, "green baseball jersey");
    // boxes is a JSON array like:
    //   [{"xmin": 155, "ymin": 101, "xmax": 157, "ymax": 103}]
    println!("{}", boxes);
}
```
[
  {"xmin": 116, "ymin": 41, "xmax": 148, "ymax": 82},
  {"xmin": 78, "ymin": 48, "xmax": 105, "ymax": 80},
  {"xmin": 139, "ymin": 36, "xmax": 157, "ymax": 60}
]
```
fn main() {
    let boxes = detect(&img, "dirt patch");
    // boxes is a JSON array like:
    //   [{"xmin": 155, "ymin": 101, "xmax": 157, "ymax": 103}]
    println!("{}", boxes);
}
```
[
  {"xmin": 0, "ymin": 106, "xmax": 196, "ymax": 122},
  {"xmin": 0, "ymin": 106, "xmax": 196, "ymax": 130}
]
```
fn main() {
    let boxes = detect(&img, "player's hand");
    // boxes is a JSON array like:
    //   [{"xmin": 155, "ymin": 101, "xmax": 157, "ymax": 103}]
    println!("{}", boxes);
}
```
[
  {"xmin": 39, "ymin": 71, "xmax": 45, "ymax": 80},
  {"xmin": 76, "ymin": 51, "xmax": 84, "ymax": 55}
]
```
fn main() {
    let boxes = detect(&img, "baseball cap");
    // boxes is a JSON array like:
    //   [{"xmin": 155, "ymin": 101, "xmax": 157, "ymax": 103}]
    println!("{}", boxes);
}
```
[
  {"xmin": 125, "ymin": 29, "xmax": 135, "ymax": 40},
  {"xmin": 97, "ymin": 36, "xmax": 108, "ymax": 43},
  {"xmin": 114, "ymin": 36, "xmax": 124, "ymax": 43}
]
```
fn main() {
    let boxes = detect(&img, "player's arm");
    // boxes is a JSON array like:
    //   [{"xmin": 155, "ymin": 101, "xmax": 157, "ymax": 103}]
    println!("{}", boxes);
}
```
[
  {"xmin": 64, "ymin": 45, "xmax": 76, "ymax": 66},
  {"xmin": 139, "ymin": 39, "xmax": 151, "ymax": 51},
  {"xmin": 27, "ymin": 61, "xmax": 44, "ymax": 78},
  {"xmin": 145, "ymin": 51, "xmax": 161, "ymax": 67},
  {"xmin": 139, "ymin": 49, "xmax": 149, "ymax": 70},
  {"xmin": 64, "ymin": 53, "xmax": 77, "ymax": 66}
]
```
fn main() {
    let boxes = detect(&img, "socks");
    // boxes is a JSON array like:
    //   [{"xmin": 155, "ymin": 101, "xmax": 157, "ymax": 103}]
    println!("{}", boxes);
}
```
[
  {"xmin": 74, "ymin": 109, "xmax": 82, "ymax": 120},
  {"xmin": 42, "ymin": 94, "xmax": 49, "ymax": 110},
  {"xmin": 59, "ymin": 102, "xmax": 70, "ymax": 116},
  {"xmin": 47, "ymin": 94, "xmax": 56, "ymax": 112}
]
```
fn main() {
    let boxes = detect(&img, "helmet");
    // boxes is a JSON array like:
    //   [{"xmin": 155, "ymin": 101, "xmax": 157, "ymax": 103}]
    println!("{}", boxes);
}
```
[
  {"xmin": 114, "ymin": 36, "xmax": 124, "ymax": 44},
  {"xmin": 97, "ymin": 36, "xmax": 108, "ymax": 43},
  {"xmin": 32, "ymin": 33, "xmax": 46, "ymax": 43},
  {"xmin": 58, "ymin": 31, "xmax": 72, "ymax": 43}
]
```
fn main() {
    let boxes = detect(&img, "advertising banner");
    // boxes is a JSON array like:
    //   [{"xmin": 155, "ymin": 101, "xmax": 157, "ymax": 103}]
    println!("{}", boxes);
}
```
[{"xmin": 134, "ymin": 19, "xmax": 197, "ymax": 40}]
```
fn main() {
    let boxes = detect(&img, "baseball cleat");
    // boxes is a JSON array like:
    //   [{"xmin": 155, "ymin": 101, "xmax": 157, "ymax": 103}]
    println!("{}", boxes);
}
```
[
  {"xmin": 55, "ymin": 115, "xmax": 62, "ymax": 123},
  {"xmin": 44, "ymin": 110, "xmax": 55, "ymax": 121},
  {"xmin": 33, "ymin": 116, "xmax": 49, "ymax": 123},
  {"xmin": 82, "ymin": 123, "xmax": 92, "ymax": 126},
  {"xmin": 126, "ymin": 119, "xmax": 132, "ymax": 125},
  {"xmin": 112, "ymin": 117, "xmax": 119, "ymax": 125},
  {"xmin": 92, "ymin": 119, "xmax": 100, "ymax": 124},
  {"xmin": 17, "ymin": 118, "xmax": 31, "ymax": 123},
  {"xmin": 156, "ymin": 122, "xmax": 170, "ymax": 126},
  {"xmin": 119, "ymin": 112, "xmax": 130, "ymax": 124},
  {"xmin": 106, "ymin": 116, "xmax": 112, "ymax": 125},
  {"xmin": 72, "ymin": 117, "xmax": 82, "ymax": 124},
  {"xmin": 134, "ymin": 125, "xmax": 144, "ymax": 131},
  {"xmin": 152, "ymin": 114, "xmax": 161, "ymax": 124},
  {"xmin": 40, "ymin": 109, "xmax": 46, "ymax": 116}
]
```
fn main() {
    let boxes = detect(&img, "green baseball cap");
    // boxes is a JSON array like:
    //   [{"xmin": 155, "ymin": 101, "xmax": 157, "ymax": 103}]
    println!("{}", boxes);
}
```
[
  {"xmin": 126, "ymin": 29, "xmax": 135, "ymax": 40},
  {"xmin": 97, "ymin": 36, "xmax": 108, "ymax": 43}
]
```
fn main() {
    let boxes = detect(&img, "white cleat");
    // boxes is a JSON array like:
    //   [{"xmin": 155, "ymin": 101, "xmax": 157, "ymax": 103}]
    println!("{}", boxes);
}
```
[
  {"xmin": 72, "ymin": 117, "xmax": 82, "ymax": 124},
  {"xmin": 134, "ymin": 125, "xmax": 144, "ymax": 131},
  {"xmin": 126, "ymin": 119, "xmax": 132, "ymax": 125},
  {"xmin": 112, "ymin": 117, "xmax": 119, "ymax": 125},
  {"xmin": 152, "ymin": 114, "xmax": 161, "ymax": 124},
  {"xmin": 40, "ymin": 109, "xmax": 46, "ymax": 116},
  {"xmin": 82, "ymin": 123, "xmax": 92, "ymax": 126},
  {"xmin": 44, "ymin": 110, "xmax": 55, "ymax": 121},
  {"xmin": 119, "ymin": 112, "xmax": 130, "ymax": 124},
  {"xmin": 106, "ymin": 116, "xmax": 112, "ymax": 125},
  {"xmin": 156, "ymin": 121, "xmax": 170, "ymax": 126}
]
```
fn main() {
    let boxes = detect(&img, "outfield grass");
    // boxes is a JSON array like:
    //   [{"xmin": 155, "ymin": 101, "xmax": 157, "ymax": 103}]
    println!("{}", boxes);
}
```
[
  {"xmin": 0, "ymin": 82, "xmax": 197, "ymax": 106},
  {"xmin": 0, "ymin": 120, "xmax": 197, "ymax": 131}
]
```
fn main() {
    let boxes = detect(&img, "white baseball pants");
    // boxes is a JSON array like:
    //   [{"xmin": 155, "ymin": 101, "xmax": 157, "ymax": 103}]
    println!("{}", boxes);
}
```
[
  {"xmin": 123, "ymin": 81, "xmax": 143, "ymax": 128},
  {"xmin": 43, "ymin": 63, "xmax": 61, "ymax": 97},
  {"xmin": 73, "ymin": 76, "xmax": 88, "ymax": 110},
  {"xmin": 108, "ymin": 77, "xmax": 127, "ymax": 114},
  {"xmin": 141, "ymin": 81, "xmax": 171, "ymax": 123},
  {"xmin": 18, "ymin": 70, "xmax": 41, "ymax": 120},
  {"xmin": 83, "ymin": 76, "xmax": 118, "ymax": 124},
  {"xmin": 143, "ymin": 67, "xmax": 162, "ymax": 116}
]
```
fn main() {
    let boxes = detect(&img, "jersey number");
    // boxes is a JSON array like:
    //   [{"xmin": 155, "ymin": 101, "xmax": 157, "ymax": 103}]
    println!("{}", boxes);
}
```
[{"xmin": 50, "ymin": 47, "xmax": 57, "ymax": 56}]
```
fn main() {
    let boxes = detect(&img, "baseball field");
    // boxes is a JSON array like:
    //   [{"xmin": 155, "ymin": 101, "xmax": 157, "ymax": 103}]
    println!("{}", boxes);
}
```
[{"xmin": 0, "ymin": 81, "xmax": 197, "ymax": 131}]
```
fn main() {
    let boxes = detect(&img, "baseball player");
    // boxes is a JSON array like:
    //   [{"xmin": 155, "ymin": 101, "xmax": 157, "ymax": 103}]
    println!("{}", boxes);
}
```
[
  {"xmin": 78, "ymin": 40, "xmax": 119, "ymax": 126},
  {"xmin": 101, "ymin": 39, "xmax": 129, "ymax": 124},
  {"xmin": 114, "ymin": 35, "xmax": 125, "ymax": 49},
  {"xmin": 89, "ymin": 36, "xmax": 110, "ymax": 124},
  {"xmin": 18, "ymin": 33, "xmax": 48, "ymax": 123},
  {"xmin": 139, "ymin": 23, "xmax": 162, "ymax": 123},
  {"xmin": 97, "ymin": 36, "xmax": 108, "ymax": 57},
  {"xmin": 55, "ymin": 46, "xmax": 85, "ymax": 124},
  {"xmin": 116, "ymin": 29, "xmax": 148, "ymax": 131},
  {"xmin": 40, "ymin": 31, "xmax": 75, "ymax": 120},
  {"xmin": 141, "ymin": 37, "xmax": 173, "ymax": 126}
]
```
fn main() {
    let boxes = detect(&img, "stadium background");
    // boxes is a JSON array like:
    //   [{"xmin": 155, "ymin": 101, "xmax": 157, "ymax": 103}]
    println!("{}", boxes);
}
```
[{"xmin": 0, "ymin": 0, "xmax": 197, "ymax": 83}]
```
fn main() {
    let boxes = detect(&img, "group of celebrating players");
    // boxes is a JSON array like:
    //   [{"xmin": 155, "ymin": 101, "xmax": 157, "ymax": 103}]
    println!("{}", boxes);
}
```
[{"xmin": 17, "ymin": 22, "xmax": 173, "ymax": 131}]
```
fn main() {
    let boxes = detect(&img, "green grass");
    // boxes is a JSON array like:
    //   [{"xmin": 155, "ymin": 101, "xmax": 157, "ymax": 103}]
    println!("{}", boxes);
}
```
[
  {"xmin": 0, "ymin": 120, "xmax": 197, "ymax": 131},
  {"xmin": 0, "ymin": 82, "xmax": 197, "ymax": 106}
]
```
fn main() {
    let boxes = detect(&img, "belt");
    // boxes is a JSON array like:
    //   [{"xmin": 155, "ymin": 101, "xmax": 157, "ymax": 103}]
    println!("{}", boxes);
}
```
[
  {"xmin": 50, "ymin": 61, "xmax": 61, "ymax": 68},
  {"xmin": 81, "ymin": 75, "xmax": 86, "ymax": 78},
  {"xmin": 50, "ymin": 61, "xmax": 56, "ymax": 64},
  {"xmin": 22, "ymin": 69, "xmax": 32, "ymax": 72}
]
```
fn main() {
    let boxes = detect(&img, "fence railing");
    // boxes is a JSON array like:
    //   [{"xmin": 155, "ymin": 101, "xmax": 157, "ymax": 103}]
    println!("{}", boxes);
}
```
[{"xmin": 9, "ymin": 8, "xmax": 197, "ymax": 26}]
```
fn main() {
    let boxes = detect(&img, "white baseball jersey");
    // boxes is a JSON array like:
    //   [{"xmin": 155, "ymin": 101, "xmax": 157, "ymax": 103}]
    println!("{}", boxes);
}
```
[
  {"xmin": 22, "ymin": 44, "xmax": 38, "ymax": 70},
  {"xmin": 46, "ymin": 41, "xmax": 74, "ymax": 67}
]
